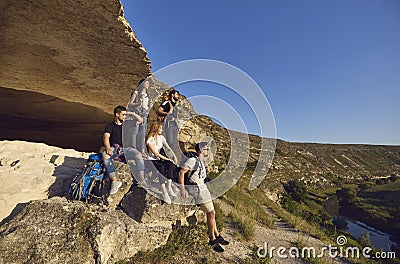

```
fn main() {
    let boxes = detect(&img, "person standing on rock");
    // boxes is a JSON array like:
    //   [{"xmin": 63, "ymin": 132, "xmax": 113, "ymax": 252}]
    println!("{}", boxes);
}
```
[
  {"xmin": 128, "ymin": 78, "xmax": 153, "ymax": 157},
  {"xmin": 102, "ymin": 105, "xmax": 146, "ymax": 194},
  {"xmin": 178, "ymin": 142, "xmax": 229, "ymax": 252}
]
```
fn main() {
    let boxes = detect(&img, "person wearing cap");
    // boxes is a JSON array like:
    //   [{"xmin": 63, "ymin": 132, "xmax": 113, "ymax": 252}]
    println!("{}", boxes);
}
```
[{"xmin": 178, "ymin": 142, "xmax": 230, "ymax": 253}]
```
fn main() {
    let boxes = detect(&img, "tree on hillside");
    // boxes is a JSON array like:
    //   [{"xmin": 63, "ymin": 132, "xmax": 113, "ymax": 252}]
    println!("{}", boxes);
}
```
[
  {"xmin": 336, "ymin": 187, "xmax": 358, "ymax": 205},
  {"xmin": 283, "ymin": 180, "xmax": 307, "ymax": 203}
]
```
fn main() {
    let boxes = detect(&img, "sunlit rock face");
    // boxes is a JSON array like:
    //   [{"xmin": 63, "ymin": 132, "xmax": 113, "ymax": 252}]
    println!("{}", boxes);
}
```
[{"xmin": 0, "ymin": 0, "xmax": 151, "ymax": 151}]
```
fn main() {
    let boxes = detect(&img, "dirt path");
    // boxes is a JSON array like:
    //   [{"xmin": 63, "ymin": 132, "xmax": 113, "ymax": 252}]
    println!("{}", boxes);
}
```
[{"xmin": 215, "ymin": 199, "xmax": 347, "ymax": 263}]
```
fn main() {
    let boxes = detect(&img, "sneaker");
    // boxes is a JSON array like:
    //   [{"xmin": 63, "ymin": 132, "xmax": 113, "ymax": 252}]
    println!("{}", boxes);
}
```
[
  {"xmin": 167, "ymin": 187, "xmax": 176, "ymax": 197},
  {"xmin": 209, "ymin": 239, "xmax": 224, "ymax": 253},
  {"xmin": 110, "ymin": 181, "xmax": 122, "ymax": 195},
  {"xmin": 216, "ymin": 235, "xmax": 229, "ymax": 245},
  {"xmin": 162, "ymin": 191, "xmax": 171, "ymax": 204}
]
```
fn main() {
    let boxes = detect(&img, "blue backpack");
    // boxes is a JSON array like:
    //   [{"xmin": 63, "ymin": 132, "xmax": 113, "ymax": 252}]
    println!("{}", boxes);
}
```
[{"xmin": 69, "ymin": 153, "xmax": 106, "ymax": 202}]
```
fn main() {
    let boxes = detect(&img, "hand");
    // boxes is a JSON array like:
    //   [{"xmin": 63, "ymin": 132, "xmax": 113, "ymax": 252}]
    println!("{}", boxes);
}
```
[
  {"xmin": 173, "ymin": 156, "xmax": 178, "ymax": 165},
  {"xmin": 137, "ymin": 115, "xmax": 143, "ymax": 123},
  {"xmin": 180, "ymin": 188, "xmax": 189, "ymax": 199}
]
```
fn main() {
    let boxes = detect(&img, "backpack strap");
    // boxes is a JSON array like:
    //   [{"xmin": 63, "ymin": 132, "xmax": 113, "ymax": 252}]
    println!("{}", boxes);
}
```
[{"xmin": 187, "ymin": 156, "xmax": 203, "ymax": 184}]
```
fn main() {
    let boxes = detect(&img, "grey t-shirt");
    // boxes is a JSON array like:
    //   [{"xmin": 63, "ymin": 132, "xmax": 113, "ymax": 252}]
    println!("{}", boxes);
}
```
[{"xmin": 184, "ymin": 157, "xmax": 207, "ymax": 185}]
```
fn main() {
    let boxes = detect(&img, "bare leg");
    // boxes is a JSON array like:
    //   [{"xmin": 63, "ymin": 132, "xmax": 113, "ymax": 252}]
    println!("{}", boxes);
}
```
[{"xmin": 206, "ymin": 210, "xmax": 217, "ymax": 241}]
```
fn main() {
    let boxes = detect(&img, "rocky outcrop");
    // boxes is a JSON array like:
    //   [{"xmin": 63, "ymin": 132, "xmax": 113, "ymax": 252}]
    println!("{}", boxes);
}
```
[
  {"xmin": 0, "ymin": 0, "xmax": 151, "ymax": 151},
  {"xmin": 0, "ymin": 145, "xmax": 197, "ymax": 263},
  {"xmin": 0, "ymin": 197, "xmax": 177, "ymax": 264},
  {"xmin": 0, "ymin": 197, "xmax": 96, "ymax": 264}
]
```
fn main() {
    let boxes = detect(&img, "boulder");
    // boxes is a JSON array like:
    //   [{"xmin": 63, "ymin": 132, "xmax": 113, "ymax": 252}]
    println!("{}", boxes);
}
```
[
  {"xmin": 0, "ymin": 195, "xmax": 196, "ymax": 264},
  {"xmin": 0, "ymin": 197, "xmax": 95, "ymax": 264},
  {"xmin": 88, "ymin": 211, "xmax": 172, "ymax": 264}
]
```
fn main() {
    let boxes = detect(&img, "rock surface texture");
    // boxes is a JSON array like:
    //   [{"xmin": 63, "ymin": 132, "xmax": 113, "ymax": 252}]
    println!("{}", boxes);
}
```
[
  {"xmin": 0, "ymin": 0, "xmax": 151, "ymax": 151},
  {"xmin": 0, "ymin": 197, "xmax": 182, "ymax": 264},
  {"xmin": 0, "ymin": 148, "xmax": 196, "ymax": 264}
]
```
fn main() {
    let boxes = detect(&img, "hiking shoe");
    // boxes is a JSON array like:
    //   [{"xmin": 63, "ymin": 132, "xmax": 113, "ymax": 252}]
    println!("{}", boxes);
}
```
[
  {"xmin": 209, "ymin": 239, "xmax": 224, "ymax": 253},
  {"xmin": 110, "ymin": 181, "xmax": 122, "ymax": 195},
  {"xmin": 216, "ymin": 235, "xmax": 229, "ymax": 245},
  {"xmin": 162, "ymin": 191, "xmax": 171, "ymax": 204},
  {"xmin": 167, "ymin": 187, "xmax": 176, "ymax": 197}
]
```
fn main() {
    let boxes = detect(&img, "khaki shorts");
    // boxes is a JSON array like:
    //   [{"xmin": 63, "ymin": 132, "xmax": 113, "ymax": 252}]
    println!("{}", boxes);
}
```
[
  {"xmin": 187, "ymin": 184, "xmax": 214, "ymax": 213},
  {"xmin": 199, "ymin": 201, "xmax": 215, "ymax": 213}
]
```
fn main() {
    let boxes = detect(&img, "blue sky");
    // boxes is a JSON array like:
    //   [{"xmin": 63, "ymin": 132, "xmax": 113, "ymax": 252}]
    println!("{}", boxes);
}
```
[{"xmin": 121, "ymin": 0, "xmax": 400, "ymax": 145}]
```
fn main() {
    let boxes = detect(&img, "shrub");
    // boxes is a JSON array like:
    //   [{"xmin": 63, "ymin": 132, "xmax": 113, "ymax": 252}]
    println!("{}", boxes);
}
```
[
  {"xmin": 284, "ymin": 180, "xmax": 307, "ymax": 203},
  {"xmin": 336, "ymin": 187, "xmax": 357, "ymax": 204},
  {"xmin": 332, "ymin": 216, "xmax": 348, "ymax": 230},
  {"xmin": 280, "ymin": 193, "xmax": 301, "ymax": 215},
  {"xmin": 359, "ymin": 233, "xmax": 371, "ymax": 247}
]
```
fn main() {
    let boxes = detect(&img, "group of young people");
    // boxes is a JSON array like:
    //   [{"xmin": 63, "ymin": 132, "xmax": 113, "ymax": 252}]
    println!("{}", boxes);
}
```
[{"xmin": 101, "ymin": 78, "xmax": 229, "ymax": 252}]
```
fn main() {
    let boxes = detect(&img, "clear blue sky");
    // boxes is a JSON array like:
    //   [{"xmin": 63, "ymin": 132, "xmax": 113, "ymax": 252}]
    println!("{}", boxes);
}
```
[{"xmin": 121, "ymin": 0, "xmax": 400, "ymax": 145}]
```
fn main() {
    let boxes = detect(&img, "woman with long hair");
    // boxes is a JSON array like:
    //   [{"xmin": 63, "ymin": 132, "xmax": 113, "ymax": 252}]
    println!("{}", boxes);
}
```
[
  {"xmin": 146, "ymin": 121, "xmax": 178, "ymax": 204},
  {"xmin": 129, "ymin": 78, "xmax": 152, "ymax": 156}
]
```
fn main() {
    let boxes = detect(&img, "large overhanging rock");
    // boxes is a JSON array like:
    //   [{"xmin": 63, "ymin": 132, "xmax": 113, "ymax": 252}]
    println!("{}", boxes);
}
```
[{"xmin": 0, "ymin": 0, "xmax": 151, "ymax": 151}]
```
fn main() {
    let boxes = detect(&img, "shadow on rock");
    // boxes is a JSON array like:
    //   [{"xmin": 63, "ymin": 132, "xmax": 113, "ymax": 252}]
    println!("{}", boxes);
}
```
[
  {"xmin": 48, "ymin": 155, "xmax": 86, "ymax": 198},
  {"xmin": 0, "ymin": 202, "xmax": 28, "ymax": 226}
]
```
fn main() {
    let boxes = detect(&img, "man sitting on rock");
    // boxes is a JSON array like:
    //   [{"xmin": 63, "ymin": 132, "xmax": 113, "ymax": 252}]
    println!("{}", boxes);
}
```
[
  {"xmin": 102, "ymin": 105, "xmax": 146, "ymax": 194},
  {"xmin": 178, "ymin": 142, "xmax": 229, "ymax": 252}
]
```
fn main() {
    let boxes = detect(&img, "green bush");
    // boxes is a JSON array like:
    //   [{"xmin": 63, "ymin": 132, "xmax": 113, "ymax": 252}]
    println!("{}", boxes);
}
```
[
  {"xmin": 332, "ymin": 216, "xmax": 348, "ymax": 230},
  {"xmin": 128, "ymin": 224, "xmax": 209, "ymax": 263},
  {"xmin": 336, "ymin": 187, "xmax": 357, "ymax": 204},
  {"xmin": 284, "ymin": 180, "xmax": 307, "ymax": 203},
  {"xmin": 359, "ymin": 233, "xmax": 371, "ymax": 247},
  {"xmin": 281, "ymin": 193, "xmax": 301, "ymax": 215}
]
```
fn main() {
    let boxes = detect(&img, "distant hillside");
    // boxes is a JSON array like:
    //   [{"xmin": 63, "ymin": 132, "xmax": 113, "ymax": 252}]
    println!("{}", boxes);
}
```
[{"xmin": 184, "ymin": 114, "xmax": 400, "ymax": 192}]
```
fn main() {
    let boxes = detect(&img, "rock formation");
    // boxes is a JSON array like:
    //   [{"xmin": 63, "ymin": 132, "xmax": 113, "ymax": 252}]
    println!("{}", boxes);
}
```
[
  {"xmin": 0, "ymin": 0, "xmax": 151, "ymax": 151},
  {"xmin": 0, "ymin": 197, "xmax": 181, "ymax": 264},
  {"xmin": 0, "ymin": 146, "xmax": 197, "ymax": 263}
]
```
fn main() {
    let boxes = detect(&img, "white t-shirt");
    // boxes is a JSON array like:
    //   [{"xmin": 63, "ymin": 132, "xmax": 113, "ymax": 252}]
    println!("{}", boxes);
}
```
[
  {"xmin": 184, "ymin": 157, "xmax": 207, "ymax": 185},
  {"xmin": 146, "ymin": 135, "xmax": 167, "ymax": 160}
]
